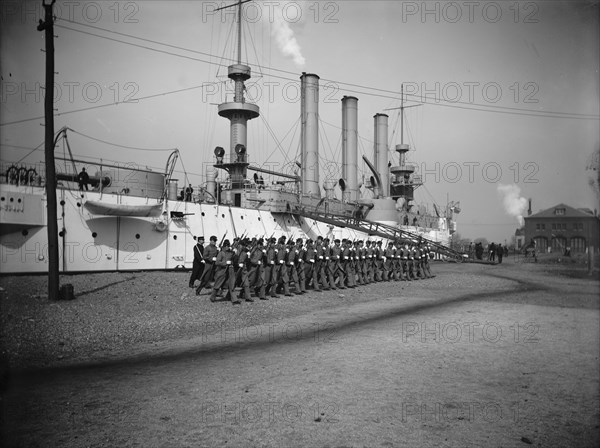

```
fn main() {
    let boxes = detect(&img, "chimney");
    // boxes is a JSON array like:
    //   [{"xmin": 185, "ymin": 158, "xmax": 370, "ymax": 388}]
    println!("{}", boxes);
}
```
[
  {"xmin": 300, "ymin": 73, "xmax": 320, "ymax": 198},
  {"xmin": 373, "ymin": 113, "xmax": 389, "ymax": 197},
  {"xmin": 341, "ymin": 96, "xmax": 359, "ymax": 202}
]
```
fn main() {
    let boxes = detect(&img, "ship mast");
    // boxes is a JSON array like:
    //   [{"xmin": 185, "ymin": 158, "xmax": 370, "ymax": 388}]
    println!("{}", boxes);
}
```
[
  {"xmin": 213, "ymin": 0, "xmax": 259, "ymax": 196},
  {"xmin": 388, "ymin": 84, "xmax": 422, "ymax": 201}
]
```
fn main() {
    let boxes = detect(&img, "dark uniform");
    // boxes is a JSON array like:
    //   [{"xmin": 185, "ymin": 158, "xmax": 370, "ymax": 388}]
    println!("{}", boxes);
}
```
[
  {"xmin": 235, "ymin": 240, "xmax": 253, "ymax": 302},
  {"xmin": 248, "ymin": 239, "xmax": 267, "ymax": 300},
  {"xmin": 304, "ymin": 239, "xmax": 319, "ymax": 291},
  {"xmin": 210, "ymin": 239, "xmax": 239, "ymax": 304},
  {"xmin": 295, "ymin": 238, "xmax": 307, "ymax": 294},
  {"xmin": 264, "ymin": 237, "xmax": 279, "ymax": 298},
  {"xmin": 189, "ymin": 237, "xmax": 205, "ymax": 288},
  {"xmin": 196, "ymin": 236, "xmax": 219, "ymax": 295},
  {"xmin": 330, "ymin": 239, "xmax": 345, "ymax": 289}
]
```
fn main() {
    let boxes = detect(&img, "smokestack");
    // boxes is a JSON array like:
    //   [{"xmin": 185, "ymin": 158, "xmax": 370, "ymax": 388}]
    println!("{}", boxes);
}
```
[
  {"xmin": 374, "ymin": 113, "xmax": 389, "ymax": 197},
  {"xmin": 300, "ymin": 73, "xmax": 320, "ymax": 197},
  {"xmin": 341, "ymin": 96, "xmax": 359, "ymax": 202},
  {"xmin": 528, "ymin": 198, "xmax": 532, "ymax": 216},
  {"xmin": 206, "ymin": 164, "xmax": 218, "ymax": 203}
]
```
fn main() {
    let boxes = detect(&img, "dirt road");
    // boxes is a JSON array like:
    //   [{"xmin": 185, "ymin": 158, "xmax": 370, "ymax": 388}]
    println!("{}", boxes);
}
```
[{"xmin": 1, "ymin": 259, "xmax": 599, "ymax": 447}]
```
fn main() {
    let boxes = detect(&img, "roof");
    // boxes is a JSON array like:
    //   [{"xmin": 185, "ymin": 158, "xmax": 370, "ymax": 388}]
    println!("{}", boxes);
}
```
[{"xmin": 525, "ymin": 203, "xmax": 597, "ymax": 219}]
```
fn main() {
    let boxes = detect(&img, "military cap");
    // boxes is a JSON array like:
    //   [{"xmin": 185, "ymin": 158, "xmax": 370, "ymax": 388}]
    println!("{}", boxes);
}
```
[
  {"xmin": 210, "ymin": 235, "xmax": 218, "ymax": 242},
  {"xmin": 222, "ymin": 239, "xmax": 231, "ymax": 247},
  {"xmin": 296, "ymin": 238, "xmax": 303, "ymax": 244}
]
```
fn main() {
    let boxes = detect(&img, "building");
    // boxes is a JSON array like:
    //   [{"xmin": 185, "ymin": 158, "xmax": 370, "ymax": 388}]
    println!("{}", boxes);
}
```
[{"xmin": 523, "ymin": 203, "xmax": 599, "ymax": 253}]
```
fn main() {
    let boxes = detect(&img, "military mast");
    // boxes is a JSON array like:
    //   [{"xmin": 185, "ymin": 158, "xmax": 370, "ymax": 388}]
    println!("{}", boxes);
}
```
[
  {"xmin": 213, "ymin": 0, "xmax": 260, "ymax": 206},
  {"xmin": 389, "ymin": 84, "xmax": 422, "ymax": 202}
]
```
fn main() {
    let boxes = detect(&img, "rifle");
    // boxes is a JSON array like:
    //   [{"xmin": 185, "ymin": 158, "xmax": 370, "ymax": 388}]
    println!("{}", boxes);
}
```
[{"xmin": 218, "ymin": 231, "xmax": 228, "ymax": 249}]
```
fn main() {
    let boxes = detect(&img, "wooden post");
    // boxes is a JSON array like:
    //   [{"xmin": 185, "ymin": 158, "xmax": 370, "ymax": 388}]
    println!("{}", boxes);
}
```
[
  {"xmin": 588, "ymin": 245, "xmax": 595, "ymax": 276},
  {"xmin": 37, "ymin": 0, "xmax": 59, "ymax": 300}
]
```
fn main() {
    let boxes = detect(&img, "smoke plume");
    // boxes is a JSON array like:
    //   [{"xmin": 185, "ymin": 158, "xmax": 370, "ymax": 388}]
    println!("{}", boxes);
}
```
[
  {"xmin": 497, "ymin": 183, "xmax": 528, "ymax": 226},
  {"xmin": 271, "ymin": 12, "xmax": 305, "ymax": 66}
]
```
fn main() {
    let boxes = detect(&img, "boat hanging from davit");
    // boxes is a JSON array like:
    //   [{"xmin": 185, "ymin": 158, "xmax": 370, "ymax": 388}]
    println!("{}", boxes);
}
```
[{"xmin": 0, "ymin": 1, "xmax": 463, "ymax": 274}]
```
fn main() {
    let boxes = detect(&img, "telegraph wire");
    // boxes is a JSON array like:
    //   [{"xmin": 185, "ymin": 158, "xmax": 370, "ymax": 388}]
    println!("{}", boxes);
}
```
[
  {"xmin": 46, "ymin": 18, "xmax": 600, "ymax": 121},
  {"xmin": 3, "ymin": 21, "xmax": 597, "ymax": 127}
]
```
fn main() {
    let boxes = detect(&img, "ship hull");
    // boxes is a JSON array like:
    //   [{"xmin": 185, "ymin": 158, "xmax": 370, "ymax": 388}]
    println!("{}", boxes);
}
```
[{"xmin": 0, "ymin": 183, "xmax": 450, "ymax": 274}]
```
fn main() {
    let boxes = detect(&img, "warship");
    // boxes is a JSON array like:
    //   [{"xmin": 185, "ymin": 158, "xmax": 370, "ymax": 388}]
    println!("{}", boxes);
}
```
[{"xmin": 0, "ymin": 2, "xmax": 462, "ymax": 274}]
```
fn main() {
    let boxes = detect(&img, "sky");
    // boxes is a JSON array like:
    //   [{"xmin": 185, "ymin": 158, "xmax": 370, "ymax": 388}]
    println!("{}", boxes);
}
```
[{"xmin": 1, "ymin": 0, "xmax": 599, "ymax": 244}]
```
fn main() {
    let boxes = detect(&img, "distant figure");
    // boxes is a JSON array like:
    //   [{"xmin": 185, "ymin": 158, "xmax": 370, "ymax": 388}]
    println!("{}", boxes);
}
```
[
  {"xmin": 489, "ymin": 242, "xmax": 496, "ymax": 262},
  {"xmin": 189, "ymin": 236, "xmax": 205, "ymax": 288},
  {"xmin": 258, "ymin": 175, "xmax": 265, "ymax": 189},
  {"xmin": 496, "ymin": 243, "xmax": 503, "ymax": 264},
  {"xmin": 475, "ymin": 242, "xmax": 483, "ymax": 260},
  {"xmin": 185, "ymin": 183, "xmax": 193, "ymax": 202},
  {"xmin": 77, "ymin": 167, "xmax": 89, "ymax": 191}
]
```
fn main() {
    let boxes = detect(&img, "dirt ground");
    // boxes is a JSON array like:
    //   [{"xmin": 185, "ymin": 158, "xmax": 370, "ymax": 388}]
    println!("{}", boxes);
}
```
[{"xmin": 1, "ymin": 257, "xmax": 599, "ymax": 447}]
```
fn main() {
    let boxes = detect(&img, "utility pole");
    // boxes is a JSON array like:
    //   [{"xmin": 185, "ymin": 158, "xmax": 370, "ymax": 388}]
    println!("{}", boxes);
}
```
[{"xmin": 37, "ymin": 0, "xmax": 59, "ymax": 300}]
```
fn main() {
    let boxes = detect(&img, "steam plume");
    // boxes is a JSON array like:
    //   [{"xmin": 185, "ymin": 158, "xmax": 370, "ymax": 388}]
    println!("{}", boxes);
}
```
[
  {"xmin": 497, "ymin": 183, "xmax": 528, "ymax": 226},
  {"xmin": 271, "ymin": 12, "xmax": 305, "ymax": 66}
]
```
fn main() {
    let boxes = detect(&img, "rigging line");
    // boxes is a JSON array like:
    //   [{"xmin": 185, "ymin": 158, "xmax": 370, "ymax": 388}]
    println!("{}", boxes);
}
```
[
  {"xmin": 55, "ymin": 19, "xmax": 599, "ymax": 119},
  {"xmin": 0, "ymin": 84, "xmax": 209, "ymax": 127},
  {"xmin": 68, "ymin": 128, "xmax": 177, "ymax": 151},
  {"xmin": 55, "ymin": 24, "xmax": 225, "ymax": 68},
  {"xmin": 259, "ymin": 114, "xmax": 292, "ymax": 168},
  {"xmin": 259, "ymin": 115, "xmax": 300, "ymax": 166},
  {"xmin": 15, "ymin": 141, "xmax": 45, "ymax": 164}
]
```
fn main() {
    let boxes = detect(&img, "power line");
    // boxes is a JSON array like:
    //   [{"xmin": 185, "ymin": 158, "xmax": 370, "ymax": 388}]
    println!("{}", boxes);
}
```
[
  {"xmin": 2, "ymin": 20, "xmax": 597, "ymax": 128},
  {"xmin": 47, "ymin": 18, "xmax": 600, "ymax": 120}
]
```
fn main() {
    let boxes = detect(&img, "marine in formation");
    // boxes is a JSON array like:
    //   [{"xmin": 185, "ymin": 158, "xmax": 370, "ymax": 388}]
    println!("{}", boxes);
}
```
[{"xmin": 190, "ymin": 234, "xmax": 436, "ymax": 305}]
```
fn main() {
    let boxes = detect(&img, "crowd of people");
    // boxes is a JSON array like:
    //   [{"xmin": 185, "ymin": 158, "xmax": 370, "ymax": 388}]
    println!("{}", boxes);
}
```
[
  {"xmin": 471, "ymin": 242, "xmax": 508, "ymax": 263},
  {"xmin": 189, "ymin": 235, "xmax": 436, "ymax": 305}
]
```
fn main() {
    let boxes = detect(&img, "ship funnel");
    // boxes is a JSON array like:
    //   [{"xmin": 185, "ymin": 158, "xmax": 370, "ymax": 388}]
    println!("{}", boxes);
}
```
[
  {"xmin": 373, "ymin": 113, "xmax": 389, "ymax": 197},
  {"xmin": 300, "ymin": 73, "xmax": 321, "ymax": 198},
  {"xmin": 341, "ymin": 96, "xmax": 359, "ymax": 201},
  {"xmin": 205, "ymin": 165, "xmax": 218, "ymax": 203}
]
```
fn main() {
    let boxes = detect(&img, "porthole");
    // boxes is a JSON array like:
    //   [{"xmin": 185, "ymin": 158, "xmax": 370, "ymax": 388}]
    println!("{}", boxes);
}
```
[
  {"xmin": 222, "ymin": 214, "xmax": 225, "ymax": 218},
  {"xmin": 60, "ymin": 200, "xmax": 65, "ymax": 206},
  {"xmin": 173, "ymin": 235, "xmax": 177, "ymax": 240},
  {"xmin": 22, "ymin": 229, "xmax": 28, "ymax": 236},
  {"xmin": 201, "ymin": 212, "xmax": 205, "ymax": 216},
  {"xmin": 92, "ymin": 232, "xmax": 97, "ymax": 238},
  {"xmin": 59, "ymin": 230, "xmax": 64, "ymax": 237},
  {"xmin": 135, "ymin": 234, "xmax": 140, "ymax": 239},
  {"xmin": 17, "ymin": 198, "xmax": 22, "ymax": 203}
]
